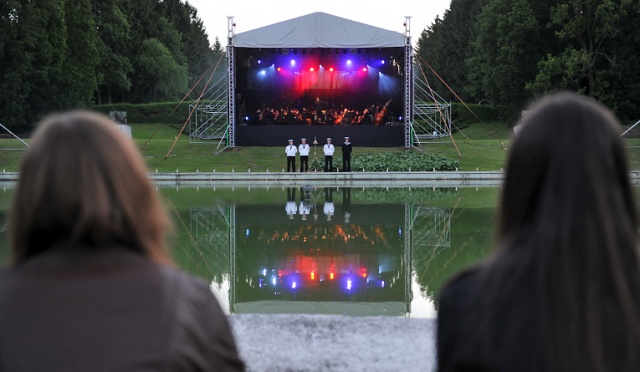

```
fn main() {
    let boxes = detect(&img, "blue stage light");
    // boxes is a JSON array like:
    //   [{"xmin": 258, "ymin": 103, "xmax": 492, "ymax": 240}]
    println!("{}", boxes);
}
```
[{"xmin": 290, "ymin": 59, "xmax": 296, "ymax": 66}]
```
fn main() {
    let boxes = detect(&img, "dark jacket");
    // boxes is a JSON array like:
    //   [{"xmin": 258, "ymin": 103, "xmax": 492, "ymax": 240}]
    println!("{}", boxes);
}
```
[
  {"xmin": 0, "ymin": 246, "xmax": 245, "ymax": 372},
  {"xmin": 437, "ymin": 266, "xmax": 544, "ymax": 372},
  {"xmin": 341, "ymin": 142, "xmax": 352, "ymax": 158}
]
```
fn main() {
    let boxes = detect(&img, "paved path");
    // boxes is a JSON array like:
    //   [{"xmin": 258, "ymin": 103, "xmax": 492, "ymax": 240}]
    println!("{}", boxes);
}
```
[{"xmin": 230, "ymin": 314, "xmax": 436, "ymax": 372}]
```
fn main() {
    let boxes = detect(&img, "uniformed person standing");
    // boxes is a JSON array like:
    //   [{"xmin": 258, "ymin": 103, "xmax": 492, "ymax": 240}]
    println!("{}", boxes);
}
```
[
  {"xmin": 323, "ymin": 188, "xmax": 334, "ymax": 221},
  {"xmin": 341, "ymin": 136, "xmax": 352, "ymax": 172},
  {"xmin": 285, "ymin": 139, "xmax": 297, "ymax": 172},
  {"xmin": 299, "ymin": 138, "xmax": 310, "ymax": 172},
  {"xmin": 323, "ymin": 138, "xmax": 335, "ymax": 172},
  {"xmin": 285, "ymin": 187, "xmax": 297, "ymax": 219}
]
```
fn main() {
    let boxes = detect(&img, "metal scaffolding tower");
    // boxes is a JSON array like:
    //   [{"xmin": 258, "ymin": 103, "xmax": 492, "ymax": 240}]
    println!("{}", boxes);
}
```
[
  {"xmin": 187, "ymin": 17, "xmax": 236, "ymax": 155},
  {"xmin": 403, "ymin": 17, "xmax": 413, "ymax": 149},
  {"xmin": 410, "ymin": 73, "xmax": 452, "ymax": 144}
]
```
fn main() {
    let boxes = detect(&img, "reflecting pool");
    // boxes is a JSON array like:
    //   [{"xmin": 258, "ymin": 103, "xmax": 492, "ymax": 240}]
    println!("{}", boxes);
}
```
[{"xmin": 0, "ymin": 186, "xmax": 500, "ymax": 318}]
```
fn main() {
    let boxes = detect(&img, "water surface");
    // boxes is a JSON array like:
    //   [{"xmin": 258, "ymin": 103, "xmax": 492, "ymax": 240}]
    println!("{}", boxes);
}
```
[{"xmin": 0, "ymin": 185, "xmax": 499, "ymax": 317}]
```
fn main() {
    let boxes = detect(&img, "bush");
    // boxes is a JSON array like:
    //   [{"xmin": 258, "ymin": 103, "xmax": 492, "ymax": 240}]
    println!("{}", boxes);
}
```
[
  {"xmin": 451, "ymin": 103, "xmax": 502, "ymax": 123},
  {"xmin": 333, "ymin": 151, "xmax": 459, "ymax": 172}
]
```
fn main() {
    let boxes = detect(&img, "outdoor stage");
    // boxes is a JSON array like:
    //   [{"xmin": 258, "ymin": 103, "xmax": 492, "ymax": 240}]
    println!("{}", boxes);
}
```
[
  {"xmin": 190, "ymin": 12, "xmax": 413, "ymax": 148},
  {"xmin": 236, "ymin": 123, "xmax": 405, "ymax": 147}
]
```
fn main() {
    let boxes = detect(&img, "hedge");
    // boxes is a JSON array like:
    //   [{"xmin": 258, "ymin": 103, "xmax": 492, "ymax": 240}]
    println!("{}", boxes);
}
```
[
  {"xmin": 450, "ymin": 103, "xmax": 502, "ymax": 123},
  {"xmin": 93, "ymin": 101, "xmax": 196, "ymax": 124}
]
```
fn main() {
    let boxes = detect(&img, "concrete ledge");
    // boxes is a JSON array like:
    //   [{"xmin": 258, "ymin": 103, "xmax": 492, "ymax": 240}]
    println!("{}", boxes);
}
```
[
  {"xmin": 0, "ymin": 171, "xmax": 504, "ymax": 188},
  {"xmin": 151, "ymin": 171, "xmax": 504, "ymax": 188},
  {"xmin": 3, "ymin": 171, "xmax": 640, "ymax": 188}
]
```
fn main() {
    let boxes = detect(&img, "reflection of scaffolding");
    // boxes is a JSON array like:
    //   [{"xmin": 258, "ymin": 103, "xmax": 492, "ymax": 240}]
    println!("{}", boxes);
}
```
[
  {"xmin": 188, "ymin": 73, "xmax": 230, "ymax": 154},
  {"xmin": 410, "ymin": 205, "xmax": 451, "ymax": 249},
  {"xmin": 404, "ymin": 204, "xmax": 412, "ymax": 317},
  {"xmin": 405, "ymin": 204, "xmax": 451, "ymax": 315},
  {"xmin": 189, "ymin": 204, "xmax": 236, "ymax": 276},
  {"xmin": 411, "ymin": 70, "xmax": 452, "ymax": 145}
]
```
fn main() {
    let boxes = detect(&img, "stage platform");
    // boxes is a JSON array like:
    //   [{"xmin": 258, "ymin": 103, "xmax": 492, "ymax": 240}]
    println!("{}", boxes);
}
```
[{"xmin": 236, "ymin": 124, "xmax": 405, "ymax": 147}]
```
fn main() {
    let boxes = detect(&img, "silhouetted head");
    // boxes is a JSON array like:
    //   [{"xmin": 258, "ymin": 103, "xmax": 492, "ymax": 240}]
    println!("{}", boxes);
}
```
[
  {"xmin": 9, "ymin": 111, "xmax": 172, "ymax": 265},
  {"xmin": 499, "ymin": 92, "xmax": 635, "ymax": 243}
]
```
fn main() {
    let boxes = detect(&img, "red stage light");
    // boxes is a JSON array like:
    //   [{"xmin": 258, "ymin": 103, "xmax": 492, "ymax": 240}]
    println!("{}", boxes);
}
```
[
  {"xmin": 277, "ymin": 67, "xmax": 281, "ymax": 72},
  {"xmin": 329, "ymin": 67, "xmax": 334, "ymax": 72},
  {"xmin": 362, "ymin": 67, "xmax": 367, "ymax": 72},
  {"xmin": 309, "ymin": 67, "xmax": 314, "ymax": 72}
]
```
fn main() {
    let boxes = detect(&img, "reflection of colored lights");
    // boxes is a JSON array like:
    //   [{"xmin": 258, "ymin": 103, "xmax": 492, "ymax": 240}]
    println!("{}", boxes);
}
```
[
  {"xmin": 259, "ymin": 278, "xmax": 263, "ymax": 288},
  {"xmin": 381, "ymin": 280, "xmax": 385, "ymax": 288},
  {"xmin": 347, "ymin": 280, "xmax": 352, "ymax": 290},
  {"xmin": 272, "ymin": 277, "xmax": 277, "ymax": 286},
  {"xmin": 292, "ymin": 282, "xmax": 297, "ymax": 289},
  {"xmin": 310, "ymin": 272, "xmax": 315, "ymax": 280},
  {"xmin": 278, "ymin": 270, "xmax": 282, "ymax": 277},
  {"xmin": 262, "ymin": 269, "xmax": 267, "ymax": 276},
  {"xmin": 330, "ymin": 272, "xmax": 335, "ymax": 280}
]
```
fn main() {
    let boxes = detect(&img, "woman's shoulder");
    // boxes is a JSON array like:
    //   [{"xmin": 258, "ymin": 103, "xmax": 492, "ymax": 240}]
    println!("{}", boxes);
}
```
[
  {"xmin": 157, "ymin": 265, "xmax": 217, "ymax": 308},
  {"xmin": 439, "ymin": 265, "xmax": 483, "ymax": 303},
  {"xmin": 160, "ymin": 267, "xmax": 246, "ymax": 371}
]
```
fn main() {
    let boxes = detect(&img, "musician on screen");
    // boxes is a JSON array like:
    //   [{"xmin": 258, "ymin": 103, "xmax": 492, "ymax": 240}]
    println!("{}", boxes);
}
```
[{"xmin": 313, "ymin": 97, "xmax": 324, "ymax": 124}]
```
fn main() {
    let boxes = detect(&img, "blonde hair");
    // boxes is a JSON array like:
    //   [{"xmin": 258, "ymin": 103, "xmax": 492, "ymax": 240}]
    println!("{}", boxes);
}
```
[{"xmin": 9, "ymin": 111, "xmax": 172, "ymax": 264}]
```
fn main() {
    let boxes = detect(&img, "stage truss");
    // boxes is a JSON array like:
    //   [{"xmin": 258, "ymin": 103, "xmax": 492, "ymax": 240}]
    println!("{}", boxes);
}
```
[
  {"xmin": 410, "ymin": 73, "xmax": 452, "ymax": 145},
  {"xmin": 188, "ymin": 73, "xmax": 230, "ymax": 154},
  {"xmin": 189, "ymin": 16, "xmax": 451, "ymax": 152}
]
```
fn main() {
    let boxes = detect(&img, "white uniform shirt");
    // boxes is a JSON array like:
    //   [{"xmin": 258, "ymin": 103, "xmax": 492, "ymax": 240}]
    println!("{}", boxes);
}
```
[
  {"xmin": 286, "ymin": 201, "xmax": 297, "ymax": 215},
  {"xmin": 285, "ymin": 145, "xmax": 297, "ymax": 157},
  {"xmin": 299, "ymin": 201, "xmax": 312, "ymax": 215},
  {"xmin": 323, "ymin": 202, "xmax": 335, "ymax": 215},
  {"xmin": 299, "ymin": 144, "xmax": 310, "ymax": 156},
  {"xmin": 323, "ymin": 143, "xmax": 335, "ymax": 156}
]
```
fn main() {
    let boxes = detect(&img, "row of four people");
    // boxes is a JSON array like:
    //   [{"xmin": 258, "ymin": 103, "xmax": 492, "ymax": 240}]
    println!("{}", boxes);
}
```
[{"xmin": 285, "ymin": 136, "xmax": 353, "ymax": 172}]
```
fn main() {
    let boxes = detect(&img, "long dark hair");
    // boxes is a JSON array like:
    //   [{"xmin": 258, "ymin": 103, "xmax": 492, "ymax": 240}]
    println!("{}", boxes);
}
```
[
  {"xmin": 474, "ymin": 93, "xmax": 640, "ymax": 371},
  {"xmin": 9, "ymin": 111, "xmax": 173, "ymax": 264}
]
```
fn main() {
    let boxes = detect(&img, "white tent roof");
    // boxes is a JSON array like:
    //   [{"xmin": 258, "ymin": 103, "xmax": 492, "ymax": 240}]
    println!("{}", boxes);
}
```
[{"xmin": 234, "ymin": 12, "xmax": 405, "ymax": 49}]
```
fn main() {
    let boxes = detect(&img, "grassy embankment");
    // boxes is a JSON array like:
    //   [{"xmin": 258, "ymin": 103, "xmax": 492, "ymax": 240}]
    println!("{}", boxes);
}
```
[{"xmin": 2, "ymin": 122, "xmax": 640, "ymax": 172}]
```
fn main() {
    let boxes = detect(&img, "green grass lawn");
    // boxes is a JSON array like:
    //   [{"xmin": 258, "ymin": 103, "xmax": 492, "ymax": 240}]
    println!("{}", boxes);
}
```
[{"xmin": 2, "ymin": 122, "xmax": 640, "ymax": 172}]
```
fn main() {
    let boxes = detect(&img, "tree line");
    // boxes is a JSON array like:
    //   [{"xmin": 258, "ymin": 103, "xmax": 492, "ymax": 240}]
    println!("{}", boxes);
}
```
[
  {"xmin": 0, "ymin": 0, "xmax": 224, "ymax": 130},
  {"xmin": 416, "ymin": 0, "xmax": 640, "ymax": 122}
]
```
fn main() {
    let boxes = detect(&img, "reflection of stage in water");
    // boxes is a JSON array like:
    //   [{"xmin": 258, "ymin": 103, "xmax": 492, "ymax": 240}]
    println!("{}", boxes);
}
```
[{"xmin": 184, "ymin": 188, "xmax": 453, "ymax": 316}]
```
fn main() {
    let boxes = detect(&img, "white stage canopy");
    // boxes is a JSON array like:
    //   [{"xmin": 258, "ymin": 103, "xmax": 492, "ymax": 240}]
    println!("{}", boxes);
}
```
[{"xmin": 234, "ymin": 12, "xmax": 405, "ymax": 49}]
